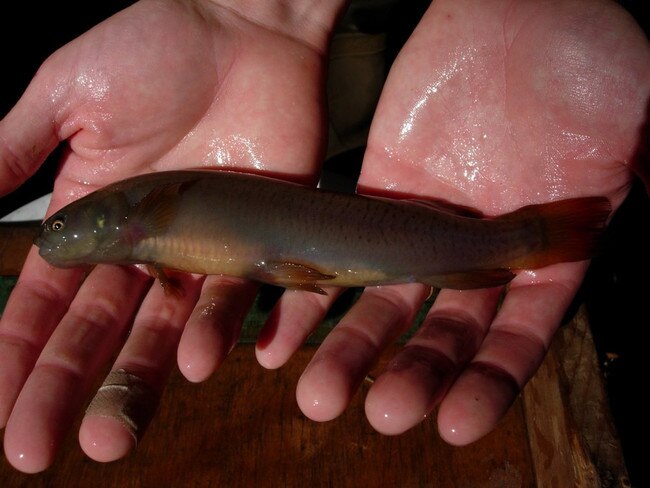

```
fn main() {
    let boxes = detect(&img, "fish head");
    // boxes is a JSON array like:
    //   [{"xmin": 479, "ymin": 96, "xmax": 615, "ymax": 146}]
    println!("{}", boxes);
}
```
[{"xmin": 35, "ymin": 190, "xmax": 133, "ymax": 267}]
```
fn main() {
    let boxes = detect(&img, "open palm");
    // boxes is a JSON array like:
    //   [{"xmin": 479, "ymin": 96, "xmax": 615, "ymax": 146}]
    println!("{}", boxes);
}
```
[
  {"xmin": 261, "ymin": 0, "xmax": 649, "ymax": 443},
  {"xmin": 0, "ymin": 0, "xmax": 338, "ymax": 472}
]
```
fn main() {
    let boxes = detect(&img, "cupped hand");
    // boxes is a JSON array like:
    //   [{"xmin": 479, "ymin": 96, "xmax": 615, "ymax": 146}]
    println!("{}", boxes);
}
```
[
  {"xmin": 257, "ymin": 0, "xmax": 649, "ymax": 442},
  {"xmin": 0, "ymin": 0, "xmax": 343, "ymax": 472}
]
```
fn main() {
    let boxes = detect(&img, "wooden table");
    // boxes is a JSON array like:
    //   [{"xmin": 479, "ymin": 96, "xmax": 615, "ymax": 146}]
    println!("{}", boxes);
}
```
[{"xmin": 0, "ymin": 223, "xmax": 629, "ymax": 487}]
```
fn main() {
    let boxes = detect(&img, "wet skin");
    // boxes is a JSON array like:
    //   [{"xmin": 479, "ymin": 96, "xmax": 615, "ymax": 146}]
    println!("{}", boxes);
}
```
[{"xmin": 0, "ymin": 0, "xmax": 648, "ymax": 474}]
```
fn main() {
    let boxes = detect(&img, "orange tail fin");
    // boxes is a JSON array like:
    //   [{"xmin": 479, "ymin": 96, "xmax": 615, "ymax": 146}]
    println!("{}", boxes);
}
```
[{"xmin": 501, "ymin": 197, "xmax": 611, "ymax": 269}]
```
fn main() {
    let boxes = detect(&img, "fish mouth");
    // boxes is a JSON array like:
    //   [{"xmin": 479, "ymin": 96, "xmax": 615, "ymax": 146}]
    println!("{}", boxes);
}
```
[
  {"xmin": 32, "ymin": 230, "xmax": 89, "ymax": 268},
  {"xmin": 35, "ymin": 241, "xmax": 55, "ymax": 259},
  {"xmin": 33, "ymin": 239, "xmax": 72, "ymax": 267},
  {"xmin": 33, "ymin": 227, "xmax": 50, "ymax": 252},
  {"xmin": 33, "ymin": 230, "xmax": 58, "ymax": 260},
  {"xmin": 33, "ymin": 234, "xmax": 45, "ymax": 249}
]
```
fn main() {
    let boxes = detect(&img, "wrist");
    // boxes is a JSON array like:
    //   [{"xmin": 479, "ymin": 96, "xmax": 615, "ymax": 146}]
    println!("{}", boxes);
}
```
[{"xmin": 197, "ymin": 0, "xmax": 349, "ymax": 52}]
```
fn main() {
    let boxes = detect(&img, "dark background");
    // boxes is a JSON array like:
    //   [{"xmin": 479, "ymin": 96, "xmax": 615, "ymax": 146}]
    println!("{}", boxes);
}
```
[{"xmin": 1, "ymin": 2, "xmax": 648, "ymax": 486}]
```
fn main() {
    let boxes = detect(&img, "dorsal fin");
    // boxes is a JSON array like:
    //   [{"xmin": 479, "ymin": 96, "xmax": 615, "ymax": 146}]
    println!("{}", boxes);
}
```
[{"xmin": 405, "ymin": 198, "xmax": 485, "ymax": 218}]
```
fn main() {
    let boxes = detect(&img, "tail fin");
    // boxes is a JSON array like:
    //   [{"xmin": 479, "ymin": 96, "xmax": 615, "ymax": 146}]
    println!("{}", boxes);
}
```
[{"xmin": 501, "ymin": 197, "xmax": 611, "ymax": 269}]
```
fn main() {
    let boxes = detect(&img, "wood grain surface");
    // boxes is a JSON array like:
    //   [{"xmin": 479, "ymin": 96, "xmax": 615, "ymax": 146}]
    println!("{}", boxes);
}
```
[
  {"xmin": 523, "ymin": 308, "xmax": 630, "ymax": 488},
  {"xmin": 2, "ymin": 345, "xmax": 535, "ymax": 487},
  {"xmin": 0, "ymin": 222, "xmax": 40, "ymax": 276}
]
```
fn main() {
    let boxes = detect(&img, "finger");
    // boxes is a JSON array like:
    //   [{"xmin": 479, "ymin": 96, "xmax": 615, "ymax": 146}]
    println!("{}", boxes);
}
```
[
  {"xmin": 0, "ymin": 63, "xmax": 61, "ymax": 196},
  {"xmin": 255, "ymin": 287, "xmax": 342, "ymax": 369},
  {"xmin": 0, "ymin": 187, "xmax": 109, "ymax": 427},
  {"xmin": 437, "ymin": 262, "xmax": 587, "ymax": 445},
  {"xmin": 177, "ymin": 276, "xmax": 257, "ymax": 383},
  {"xmin": 79, "ymin": 273, "xmax": 202, "ymax": 463},
  {"xmin": 296, "ymin": 284, "xmax": 429, "ymax": 422},
  {"xmin": 2, "ymin": 264, "xmax": 149, "ymax": 473},
  {"xmin": 0, "ymin": 248, "xmax": 84, "ymax": 427},
  {"xmin": 364, "ymin": 287, "xmax": 503, "ymax": 435}
]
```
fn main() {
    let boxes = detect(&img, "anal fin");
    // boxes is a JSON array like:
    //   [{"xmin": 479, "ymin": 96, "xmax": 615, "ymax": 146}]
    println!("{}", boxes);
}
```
[
  {"xmin": 422, "ymin": 269, "xmax": 516, "ymax": 290},
  {"xmin": 288, "ymin": 283, "xmax": 329, "ymax": 295}
]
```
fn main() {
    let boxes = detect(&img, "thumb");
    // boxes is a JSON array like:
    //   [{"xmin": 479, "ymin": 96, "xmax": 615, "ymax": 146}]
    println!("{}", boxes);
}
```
[{"xmin": 0, "ymin": 67, "xmax": 61, "ymax": 197}]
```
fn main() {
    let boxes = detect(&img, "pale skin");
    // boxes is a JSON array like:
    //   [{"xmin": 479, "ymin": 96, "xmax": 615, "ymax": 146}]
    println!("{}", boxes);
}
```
[{"xmin": 0, "ymin": 0, "xmax": 648, "ymax": 474}]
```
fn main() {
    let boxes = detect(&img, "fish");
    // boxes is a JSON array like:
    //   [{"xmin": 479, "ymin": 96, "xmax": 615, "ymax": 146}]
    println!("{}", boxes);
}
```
[{"xmin": 34, "ymin": 170, "xmax": 611, "ymax": 294}]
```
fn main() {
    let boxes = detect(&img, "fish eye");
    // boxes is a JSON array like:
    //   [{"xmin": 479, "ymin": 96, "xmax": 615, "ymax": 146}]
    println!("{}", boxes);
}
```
[{"xmin": 51, "ymin": 216, "xmax": 66, "ymax": 232}]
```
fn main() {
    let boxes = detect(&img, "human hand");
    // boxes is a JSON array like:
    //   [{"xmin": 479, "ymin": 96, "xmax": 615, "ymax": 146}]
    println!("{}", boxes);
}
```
[
  {"xmin": 256, "ymin": 0, "xmax": 649, "ymax": 443},
  {"xmin": 0, "ymin": 0, "xmax": 344, "ymax": 472}
]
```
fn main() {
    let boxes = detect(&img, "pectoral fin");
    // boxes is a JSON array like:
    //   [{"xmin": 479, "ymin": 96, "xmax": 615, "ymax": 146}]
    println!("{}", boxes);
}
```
[
  {"xmin": 422, "ymin": 269, "xmax": 516, "ymax": 290},
  {"xmin": 253, "ymin": 261, "xmax": 336, "ymax": 295},
  {"xmin": 147, "ymin": 264, "xmax": 185, "ymax": 298},
  {"xmin": 131, "ymin": 180, "xmax": 198, "ymax": 237}
]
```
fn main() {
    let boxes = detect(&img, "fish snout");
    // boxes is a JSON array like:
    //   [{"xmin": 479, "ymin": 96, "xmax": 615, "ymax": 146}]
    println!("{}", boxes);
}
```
[{"xmin": 33, "ymin": 231, "xmax": 45, "ymax": 249}]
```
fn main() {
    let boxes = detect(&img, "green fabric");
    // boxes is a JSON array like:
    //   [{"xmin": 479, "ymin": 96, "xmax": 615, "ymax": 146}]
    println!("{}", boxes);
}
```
[{"xmin": 0, "ymin": 276, "xmax": 433, "ymax": 344}]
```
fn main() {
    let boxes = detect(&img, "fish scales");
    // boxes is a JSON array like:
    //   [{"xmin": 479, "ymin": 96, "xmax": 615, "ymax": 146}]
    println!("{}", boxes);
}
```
[
  {"xmin": 35, "ymin": 170, "xmax": 611, "ymax": 291},
  {"xmin": 142, "ymin": 176, "xmax": 540, "ymax": 283}
]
